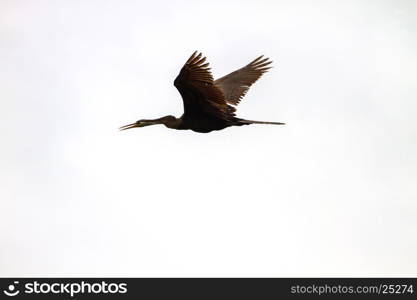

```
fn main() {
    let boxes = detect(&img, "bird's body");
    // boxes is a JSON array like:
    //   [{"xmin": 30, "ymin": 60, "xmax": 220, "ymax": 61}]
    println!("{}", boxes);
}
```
[
  {"xmin": 176, "ymin": 115, "xmax": 231, "ymax": 133},
  {"xmin": 120, "ymin": 51, "xmax": 285, "ymax": 133}
]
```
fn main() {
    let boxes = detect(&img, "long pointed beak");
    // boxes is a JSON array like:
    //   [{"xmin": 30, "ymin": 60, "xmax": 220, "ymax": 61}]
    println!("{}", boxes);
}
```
[{"xmin": 119, "ymin": 122, "xmax": 139, "ymax": 131}]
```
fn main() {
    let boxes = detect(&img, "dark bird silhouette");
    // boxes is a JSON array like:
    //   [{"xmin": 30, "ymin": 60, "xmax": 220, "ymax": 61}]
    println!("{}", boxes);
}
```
[{"xmin": 120, "ymin": 51, "xmax": 285, "ymax": 133}]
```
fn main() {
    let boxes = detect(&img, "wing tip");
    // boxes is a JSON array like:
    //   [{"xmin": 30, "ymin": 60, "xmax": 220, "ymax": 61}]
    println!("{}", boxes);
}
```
[
  {"xmin": 187, "ymin": 50, "xmax": 208, "ymax": 66},
  {"xmin": 187, "ymin": 50, "xmax": 199, "ymax": 63},
  {"xmin": 249, "ymin": 55, "xmax": 273, "ymax": 68}
]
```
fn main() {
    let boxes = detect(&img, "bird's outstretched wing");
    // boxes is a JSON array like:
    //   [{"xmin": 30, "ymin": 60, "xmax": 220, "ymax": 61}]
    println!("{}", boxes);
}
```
[
  {"xmin": 214, "ymin": 56, "xmax": 272, "ymax": 105},
  {"xmin": 174, "ymin": 51, "xmax": 236, "ymax": 120}
]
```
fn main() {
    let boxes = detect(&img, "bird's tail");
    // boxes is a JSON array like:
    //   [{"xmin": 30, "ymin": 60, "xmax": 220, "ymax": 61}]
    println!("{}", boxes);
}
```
[{"xmin": 237, "ymin": 118, "xmax": 285, "ymax": 125}]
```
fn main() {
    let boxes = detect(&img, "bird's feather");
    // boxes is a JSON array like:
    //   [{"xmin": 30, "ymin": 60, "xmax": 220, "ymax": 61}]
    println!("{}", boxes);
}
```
[
  {"xmin": 214, "ymin": 55, "xmax": 272, "ymax": 105},
  {"xmin": 174, "ymin": 51, "xmax": 236, "ymax": 121}
]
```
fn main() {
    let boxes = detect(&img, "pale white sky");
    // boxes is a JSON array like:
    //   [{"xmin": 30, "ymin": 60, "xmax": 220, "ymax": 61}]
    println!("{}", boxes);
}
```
[{"xmin": 1, "ymin": 0, "xmax": 416, "ymax": 276}]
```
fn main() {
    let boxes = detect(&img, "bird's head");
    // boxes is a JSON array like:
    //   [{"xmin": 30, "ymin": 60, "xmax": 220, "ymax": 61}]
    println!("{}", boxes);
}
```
[
  {"xmin": 119, "ymin": 119, "xmax": 153, "ymax": 130},
  {"xmin": 119, "ymin": 116, "xmax": 178, "ymax": 130}
]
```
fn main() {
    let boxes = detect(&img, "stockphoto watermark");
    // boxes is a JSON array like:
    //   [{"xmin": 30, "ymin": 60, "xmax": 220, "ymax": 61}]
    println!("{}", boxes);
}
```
[{"xmin": 2, "ymin": 280, "xmax": 127, "ymax": 297}]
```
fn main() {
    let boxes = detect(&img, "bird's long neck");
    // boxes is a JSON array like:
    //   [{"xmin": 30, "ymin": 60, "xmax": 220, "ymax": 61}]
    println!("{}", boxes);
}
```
[{"xmin": 149, "ymin": 115, "xmax": 181, "ymax": 129}]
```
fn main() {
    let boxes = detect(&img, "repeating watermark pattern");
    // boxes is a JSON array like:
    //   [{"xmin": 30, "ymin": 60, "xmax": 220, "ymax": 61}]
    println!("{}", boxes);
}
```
[
  {"xmin": 2, "ymin": 280, "xmax": 127, "ymax": 298},
  {"xmin": 1, "ymin": 278, "xmax": 415, "ymax": 299},
  {"xmin": 3, "ymin": 281, "xmax": 20, "ymax": 297},
  {"xmin": 290, "ymin": 283, "xmax": 414, "ymax": 296}
]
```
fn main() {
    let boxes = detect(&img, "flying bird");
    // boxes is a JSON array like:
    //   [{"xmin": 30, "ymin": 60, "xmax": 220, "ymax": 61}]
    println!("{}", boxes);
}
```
[{"xmin": 120, "ymin": 51, "xmax": 285, "ymax": 133}]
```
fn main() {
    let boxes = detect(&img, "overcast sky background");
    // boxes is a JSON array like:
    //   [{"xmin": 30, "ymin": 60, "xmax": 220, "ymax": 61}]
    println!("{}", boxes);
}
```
[{"xmin": 1, "ymin": 0, "xmax": 416, "ymax": 276}]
